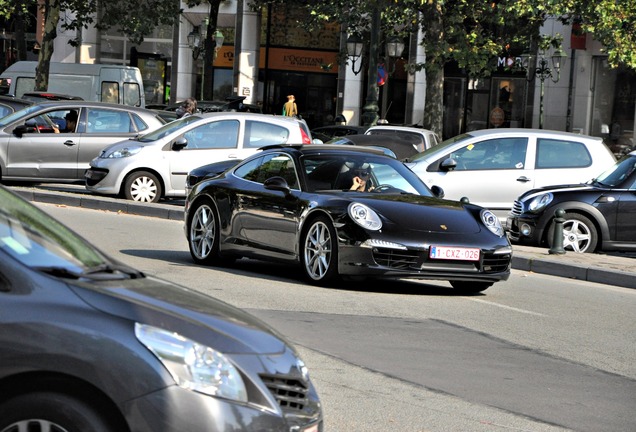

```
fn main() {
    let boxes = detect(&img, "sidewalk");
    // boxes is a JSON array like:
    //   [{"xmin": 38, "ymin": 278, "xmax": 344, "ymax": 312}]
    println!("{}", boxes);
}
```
[{"xmin": 9, "ymin": 184, "xmax": 636, "ymax": 290}]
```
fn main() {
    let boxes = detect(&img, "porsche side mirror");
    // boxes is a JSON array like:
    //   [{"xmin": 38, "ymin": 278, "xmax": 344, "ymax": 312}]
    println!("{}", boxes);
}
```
[
  {"xmin": 440, "ymin": 158, "xmax": 457, "ymax": 172},
  {"xmin": 264, "ymin": 176, "xmax": 291, "ymax": 194},
  {"xmin": 430, "ymin": 185, "xmax": 444, "ymax": 198}
]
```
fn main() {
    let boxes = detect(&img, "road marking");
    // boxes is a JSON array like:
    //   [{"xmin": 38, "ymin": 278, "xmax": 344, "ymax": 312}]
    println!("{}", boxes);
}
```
[{"xmin": 467, "ymin": 297, "xmax": 547, "ymax": 316}]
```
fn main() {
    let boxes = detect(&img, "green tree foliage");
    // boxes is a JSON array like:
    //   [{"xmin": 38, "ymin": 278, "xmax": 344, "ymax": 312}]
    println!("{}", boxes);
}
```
[{"xmin": 249, "ymin": 0, "xmax": 636, "ymax": 134}]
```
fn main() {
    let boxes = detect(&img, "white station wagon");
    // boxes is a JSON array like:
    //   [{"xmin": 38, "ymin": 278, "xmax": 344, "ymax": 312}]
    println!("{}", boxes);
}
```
[
  {"xmin": 86, "ymin": 112, "xmax": 314, "ymax": 202},
  {"xmin": 406, "ymin": 128, "xmax": 617, "ymax": 225}
]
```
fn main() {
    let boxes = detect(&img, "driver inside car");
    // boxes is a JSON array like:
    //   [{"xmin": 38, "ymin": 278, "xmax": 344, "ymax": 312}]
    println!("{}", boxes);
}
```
[{"xmin": 350, "ymin": 167, "xmax": 374, "ymax": 191}]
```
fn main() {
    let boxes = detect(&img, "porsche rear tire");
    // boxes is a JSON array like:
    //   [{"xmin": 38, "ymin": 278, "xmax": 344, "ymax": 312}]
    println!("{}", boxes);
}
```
[{"xmin": 301, "ymin": 216, "xmax": 339, "ymax": 285}]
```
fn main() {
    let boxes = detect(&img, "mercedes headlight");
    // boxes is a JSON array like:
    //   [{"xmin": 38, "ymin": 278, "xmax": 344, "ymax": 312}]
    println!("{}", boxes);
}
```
[
  {"xmin": 135, "ymin": 324, "xmax": 247, "ymax": 402},
  {"xmin": 527, "ymin": 193, "xmax": 553, "ymax": 213},
  {"xmin": 104, "ymin": 145, "xmax": 142, "ymax": 158},
  {"xmin": 348, "ymin": 202, "xmax": 382, "ymax": 230},
  {"xmin": 480, "ymin": 209, "xmax": 504, "ymax": 237}
]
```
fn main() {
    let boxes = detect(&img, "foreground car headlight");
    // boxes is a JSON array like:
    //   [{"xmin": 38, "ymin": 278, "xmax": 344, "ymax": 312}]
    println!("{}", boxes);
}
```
[
  {"xmin": 480, "ymin": 209, "xmax": 504, "ymax": 237},
  {"xmin": 135, "ymin": 323, "xmax": 248, "ymax": 402},
  {"xmin": 103, "ymin": 145, "xmax": 143, "ymax": 158},
  {"xmin": 527, "ymin": 192, "xmax": 553, "ymax": 213},
  {"xmin": 348, "ymin": 202, "xmax": 382, "ymax": 230}
]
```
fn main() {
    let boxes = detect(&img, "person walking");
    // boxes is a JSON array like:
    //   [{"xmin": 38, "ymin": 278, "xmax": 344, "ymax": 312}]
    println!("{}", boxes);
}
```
[{"xmin": 283, "ymin": 95, "xmax": 298, "ymax": 117}]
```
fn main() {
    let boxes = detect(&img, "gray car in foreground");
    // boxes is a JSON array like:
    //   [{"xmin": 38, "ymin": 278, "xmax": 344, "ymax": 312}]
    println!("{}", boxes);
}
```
[
  {"xmin": 0, "ymin": 101, "xmax": 165, "ymax": 183},
  {"xmin": 0, "ymin": 185, "xmax": 322, "ymax": 432}
]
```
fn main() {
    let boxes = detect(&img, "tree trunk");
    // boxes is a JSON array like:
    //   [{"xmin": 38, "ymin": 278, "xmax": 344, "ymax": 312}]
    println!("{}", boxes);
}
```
[
  {"xmin": 35, "ymin": 0, "xmax": 60, "ymax": 91},
  {"xmin": 421, "ymin": 8, "xmax": 444, "ymax": 137},
  {"xmin": 202, "ymin": 0, "xmax": 222, "ymax": 101}
]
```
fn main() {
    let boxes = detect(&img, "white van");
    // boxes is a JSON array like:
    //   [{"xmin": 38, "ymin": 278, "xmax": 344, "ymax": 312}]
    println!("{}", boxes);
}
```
[{"xmin": 0, "ymin": 61, "xmax": 145, "ymax": 107}]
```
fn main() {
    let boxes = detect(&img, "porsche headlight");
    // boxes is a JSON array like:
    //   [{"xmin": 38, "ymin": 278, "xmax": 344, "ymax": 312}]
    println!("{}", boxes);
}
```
[
  {"xmin": 348, "ymin": 202, "xmax": 382, "ymax": 230},
  {"xmin": 480, "ymin": 209, "xmax": 504, "ymax": 237},
  {"xmin": 135, "ymin": 324, "xmax": 247, "ymax": 402},
  {"xmin": 104, "ymin": 145, "xmax": 142, "ymax": 158},
  {"xmin": 527, "ymin": 193, "xmax": 553, "ymax": 213}
]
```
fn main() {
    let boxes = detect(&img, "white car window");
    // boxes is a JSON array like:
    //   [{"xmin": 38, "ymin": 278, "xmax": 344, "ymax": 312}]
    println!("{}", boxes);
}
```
[
  {"xmin": 184, "ymin": 120, "xmax": 239, "ymax": 149},
  {"xmin": 536, "ymin": 139, "xmax": 592, "ymax": 168},
  {"xmin": 449, "ymin": 138, "xmax": 528, "ymax": 170},
  {"xmin": 243, "ymin": 120, "xmax": 291, "ymax": 148}
]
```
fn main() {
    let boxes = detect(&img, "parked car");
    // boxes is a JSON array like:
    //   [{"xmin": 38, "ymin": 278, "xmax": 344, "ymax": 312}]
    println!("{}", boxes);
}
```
[
  {"xmin": 184, "ymin": 144, "xmax": 512, "ymax": 293},
  {"xmin": 365, "ymin": 125, "xmax": 441, "ymax": 152},
  {"xmin": 0, "ymin": 184, "xmax": 323, "ymax": 432},
  {"xmin": 0, "ymin": 95, "xmax": 33, "ymax": 118},
  {"xmin": 507, "ymin": 151, "xmax": 636, "ymax": 253},
  {"xmin": 311, "ymin": 124, "xmax": 367, "ymax": 142},
  {"xmin": 327, "ymin": 134, "xmax": 417, "ymax": 160},
  {"xmin": 86, "ymin": 112, "xmax": 315, "ymax": 203},
  {"xmin": 0, "ymin": 101, "xmax": 166, "ymax": 183},
  {"xmin": 406, "ymin": 128, "xmax": 617, "ymax": 225}
]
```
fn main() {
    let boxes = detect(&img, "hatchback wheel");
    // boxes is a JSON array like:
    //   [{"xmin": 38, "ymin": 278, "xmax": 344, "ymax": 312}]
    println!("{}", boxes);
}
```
[
  {"xmin": 0, "ymin": 392, "xmax": 115, "ymax": 432},
  {"xmin": 301, "ymin": 216, "xmax": 339, "ymax": 284},
  {"xmin": 124, "ymin": 171, "xmax": 162, "ymax": 203},
  {"xmin": 548, "ymin": 212, "xmax": 598, "ymax": 253}
]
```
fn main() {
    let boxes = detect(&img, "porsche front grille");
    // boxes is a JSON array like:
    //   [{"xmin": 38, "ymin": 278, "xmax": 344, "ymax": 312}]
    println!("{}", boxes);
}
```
[{"xmin": 373, "ymin": 248, "xmax": 420, "ymax": 269}]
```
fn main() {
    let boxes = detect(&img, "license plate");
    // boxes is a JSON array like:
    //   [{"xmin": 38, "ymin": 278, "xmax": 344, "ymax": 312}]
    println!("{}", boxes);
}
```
[{"xmin": 429, "ymin": 246, "xmax": 480, "ymax": 261}]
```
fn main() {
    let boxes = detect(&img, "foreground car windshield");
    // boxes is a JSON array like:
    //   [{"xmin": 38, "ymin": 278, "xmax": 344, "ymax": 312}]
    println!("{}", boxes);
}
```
[
  {"xmin": 137, "ymin": 115, "xmax": 201, "ymax": 142},
  {"xmin": 0, "ymin": 104, "xmax": 44, "ymax": 127},
  {"xmin": 0, "ymin": 188, "xmax": 107, "ymax": 272}
]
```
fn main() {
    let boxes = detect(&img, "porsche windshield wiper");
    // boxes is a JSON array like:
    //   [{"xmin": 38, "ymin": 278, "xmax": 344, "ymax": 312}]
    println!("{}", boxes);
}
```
[
  {"xmin": 36, "ymin": 264, "xmax": 144, "ymax": 280},
  {"xmin": 83, "ymin": 263, "xmax": 145, "ymax": 279}
]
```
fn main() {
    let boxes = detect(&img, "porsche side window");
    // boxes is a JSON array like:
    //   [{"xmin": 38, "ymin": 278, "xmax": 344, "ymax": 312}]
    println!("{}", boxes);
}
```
[{"xmin": 256, "ymin": 154, "xmax": 298, "ymax": 189}]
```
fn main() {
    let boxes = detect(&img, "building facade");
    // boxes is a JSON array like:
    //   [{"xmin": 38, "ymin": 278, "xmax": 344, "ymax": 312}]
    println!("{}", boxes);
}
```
[{"xmin": 1, "ymin": 3, "xmax": 634, "ymax": 152}]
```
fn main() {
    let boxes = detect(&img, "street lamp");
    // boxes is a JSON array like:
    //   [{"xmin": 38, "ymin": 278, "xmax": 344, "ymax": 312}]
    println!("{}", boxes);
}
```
[
  {"xmin": 379, "ymin": 36, "xmax": 405, "ymax": 123},
  {"xmin": 522, "ymin": 48, "xmax": 567, "ymax": 129},
  {"xmin": 346, "ymin": 34, "xmax": 364, "ymax": 75}
]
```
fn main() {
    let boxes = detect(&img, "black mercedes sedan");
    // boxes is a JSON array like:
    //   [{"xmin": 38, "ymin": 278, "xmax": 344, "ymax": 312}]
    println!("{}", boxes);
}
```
[
  {"xmin": 508, "ymin": 151, "xmax": 636, "ymax": 253},
  {"xmin": 184, "ymin": 144, "xmax": 512, "ymax": 294},
  {"xmin": 0, "ymin": 185, "xmax": 322, "ymax": 432}
]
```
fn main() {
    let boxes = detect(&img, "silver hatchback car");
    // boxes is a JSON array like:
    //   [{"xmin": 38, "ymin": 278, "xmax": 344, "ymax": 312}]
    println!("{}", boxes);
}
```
[
  {"xmin": 86, "ymin": 112, "xmax": 315, "ymax": 202},
  {"xmin": 406, "ymin": 128, "xmax": 617, "ymax": 225},
  {"xmin": 0, "ymin": 101, "xmax": 165, "ymax": 183}
]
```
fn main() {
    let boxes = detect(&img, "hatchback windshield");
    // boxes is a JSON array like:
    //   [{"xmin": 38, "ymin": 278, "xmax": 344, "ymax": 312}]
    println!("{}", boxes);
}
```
[
  {"xmin": 137, "ymin": 115, "xmax": 201, "ymax": 142},
  {"xmin": 409, "ymin": 133, "xmax": 471, "ymax": 162},
  {"xmin": 0, "ymin": 104, "xmax": 43, "ymax": 127}
]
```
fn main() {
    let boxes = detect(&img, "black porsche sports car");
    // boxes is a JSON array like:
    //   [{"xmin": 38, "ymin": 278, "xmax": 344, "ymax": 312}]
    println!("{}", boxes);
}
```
[
  {"xmin": 184, "ymin": 144, "xmax": 512, "ymax": 294},
  {"xmin": 508, "ymin": 151, "xmax": 636, "ymax": 253}
]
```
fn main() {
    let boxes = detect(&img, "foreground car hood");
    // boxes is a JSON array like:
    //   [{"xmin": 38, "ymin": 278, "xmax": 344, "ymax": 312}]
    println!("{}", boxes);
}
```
[
  {"xmin": 69, "ymin": 275, "xmax": 287, "ymax": 355},
  {"xmin": 355, "ymin": 195, "xmax": 482, "ymax": 234}
]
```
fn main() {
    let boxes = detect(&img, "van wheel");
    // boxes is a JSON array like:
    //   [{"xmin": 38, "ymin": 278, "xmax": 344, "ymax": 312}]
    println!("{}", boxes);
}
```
[{"xmin": 124, "ymin": 171, "xmax": 162, "ymax": 203}]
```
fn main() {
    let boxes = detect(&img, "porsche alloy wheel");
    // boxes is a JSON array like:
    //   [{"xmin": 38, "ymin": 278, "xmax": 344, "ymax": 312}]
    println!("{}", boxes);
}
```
[
  {"xmin": 188, "ymin": 198, "xmax": 223, "ymax": 265},
  {"xmin": 124, "ymin": 171, "xmax": 162, "ymax": 203},
  {"xmin": 301, "ymin": 216, "xmax": 339, "ymax": 284}
]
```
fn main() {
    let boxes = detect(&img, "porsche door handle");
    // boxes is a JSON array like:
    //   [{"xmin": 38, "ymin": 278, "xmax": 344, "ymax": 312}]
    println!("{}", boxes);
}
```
[{"xmin": 516, "ymin": 176, "xmax": 532, "ymax": 183}]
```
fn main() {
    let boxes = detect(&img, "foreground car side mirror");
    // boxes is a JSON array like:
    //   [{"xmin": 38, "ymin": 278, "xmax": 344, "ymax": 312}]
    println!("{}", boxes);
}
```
[
  {"xmin": 172, "ymin": 137, "xmax": 188, "ymax": 151},
  {"xmin": 440, "ymin": 158, "xmax": 457, "ymax": 172},
  {"xmin": 264, "ymin": 176, "xmax": 291, "ymax": 194},
  {"xmin": 430, "ymin": 185, "xmax": 444, "ymax": 198}
]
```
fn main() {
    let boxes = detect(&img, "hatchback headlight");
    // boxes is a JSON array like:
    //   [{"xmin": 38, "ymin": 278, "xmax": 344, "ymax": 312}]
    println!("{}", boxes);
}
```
[
  {"xmin": 348, "ymin": 202, "xmax": 382, "ymax": 230},
  {"xmin": 480, "ymin": 209, "xmax": 504, "ymax": 237},
  {"xmin": 104, "ymin": 145, "xmax": 142, "ymax": 158},
  {"xmin": 527, "ymin": 193, "xmax": 553, "ymax": 213},
  {"xmin": 135, "ymin": 324, "xmax": 248, "ymax": 402}
]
